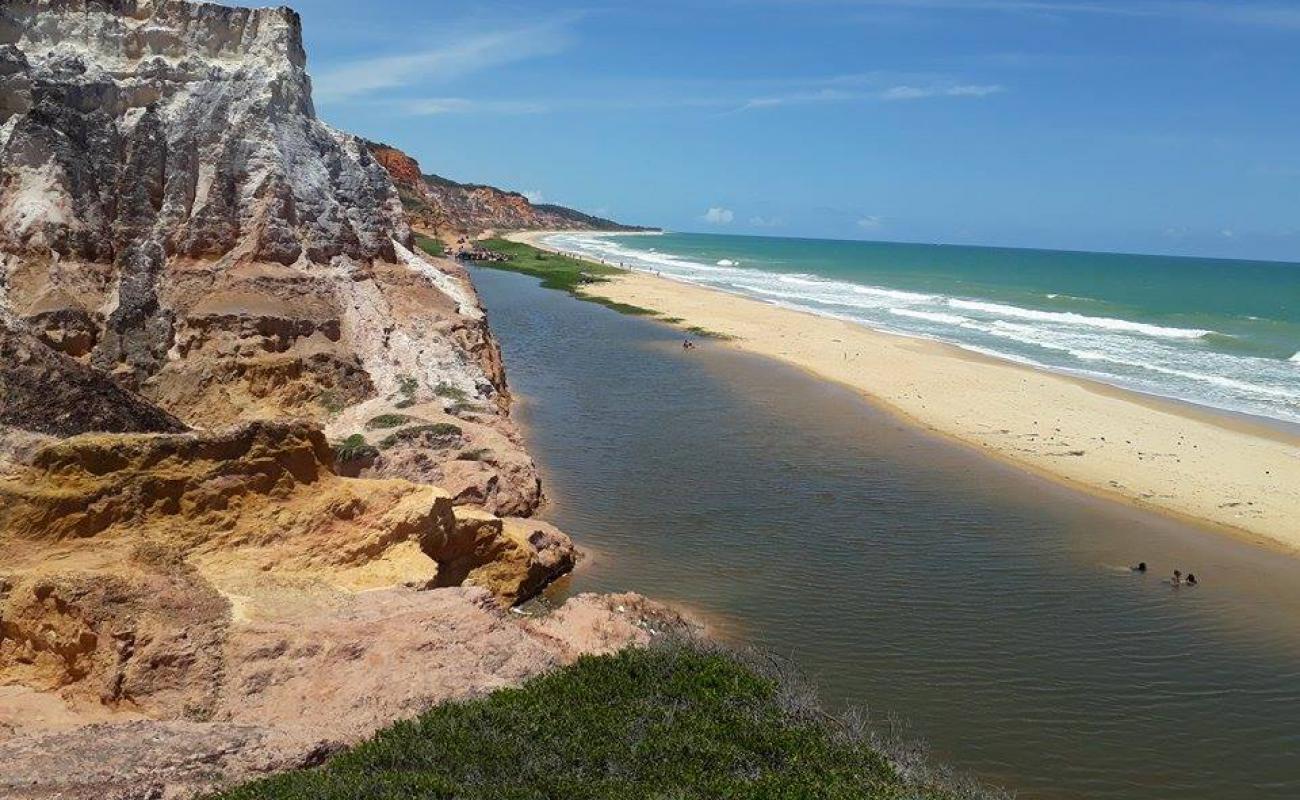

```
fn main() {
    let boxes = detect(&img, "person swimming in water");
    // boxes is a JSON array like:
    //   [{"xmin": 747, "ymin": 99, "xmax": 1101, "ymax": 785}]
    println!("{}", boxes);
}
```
[
  {"xmin": 1172, "ymin": 569, "xmax": 1182, "ymax": 586},
  {"xmin": 1186, "ymin": 573, "xmax": 1198, "ymax": 586},
  {"xmin": 1132, "ymin": 561, "xmax": 1147, "ymax": 573}
]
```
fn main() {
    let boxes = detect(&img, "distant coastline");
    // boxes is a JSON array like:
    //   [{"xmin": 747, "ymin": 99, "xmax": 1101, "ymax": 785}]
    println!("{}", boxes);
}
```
[{"xmin": 504, "ymin": 230, "xmax": 1300, "ymax": 553}]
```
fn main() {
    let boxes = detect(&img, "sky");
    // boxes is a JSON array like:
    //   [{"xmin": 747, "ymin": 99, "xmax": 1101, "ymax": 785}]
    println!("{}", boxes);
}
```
[{"xmin": 294, "ymin": 0, "xmax": 1300, "ymax": 262}]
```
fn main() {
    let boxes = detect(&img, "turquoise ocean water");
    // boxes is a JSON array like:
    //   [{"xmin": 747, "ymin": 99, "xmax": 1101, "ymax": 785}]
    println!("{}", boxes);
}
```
[{"xmin": 543, "ymin": 232, "xmax": 1300, "ymax": 425}]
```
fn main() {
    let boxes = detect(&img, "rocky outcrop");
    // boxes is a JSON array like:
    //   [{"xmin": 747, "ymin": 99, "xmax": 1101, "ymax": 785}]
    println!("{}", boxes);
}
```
[
  {"xmin": 0, "ymin": 0, "xmax": 541, "ymax": 503},
  {"xmin": 366, "ymin": 140, "xmax": 654, "ymax": 239},
  {"xmin": 0, "ymin": 318, "xmax": 186, "ymax": 439},
  {"xmin": 0, "ymin": 420, "xmax": 675, "ymax": 798},
  {"xmin": 0, "ymin": 2, "xmax": 647, "ymax": 795},
  {"xmin": 0, "ymin": 421, "xmax": 564, "ymax": 597},
  {"xmin": 0, "ymin": 585, "xmax": 686, "ymax": 799}
]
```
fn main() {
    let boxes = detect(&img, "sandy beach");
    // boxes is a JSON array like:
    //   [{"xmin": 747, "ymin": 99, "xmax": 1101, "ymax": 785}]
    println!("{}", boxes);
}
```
[{"xmin": 506, "ymin": 231, "xmax": 1300, "ymax": 553}]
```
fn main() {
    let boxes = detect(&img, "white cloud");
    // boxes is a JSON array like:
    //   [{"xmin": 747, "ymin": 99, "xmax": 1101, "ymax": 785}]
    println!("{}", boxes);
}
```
[
  {"xmin": 743, "ymin": 82, "xmax": 1005, "ymax": 110},
  {"xmin": 703, "ymin": 207, "xmax": 735, "ymax": 224},
  {"xmin": 399, "ymin": 98, "xmax": 548, "ymax": 116},
  {"xmin": 857, "ymin": 216, "xmax": 885, "ymax": 230},
  {"xmin": 749, "ymin": 215, "xmax": 785, "ymax": 227},
  {"xmin": 882, "ymin": 84, "xmax": 1005, "ymax": 101},
  {"xmin": 313, "ymin": 21, "xmax": 574, "ymax": 102},
  {"xmin": 1221, "ymin": 228, "xmax": 1236, "ymax": 238},
  {"xmin": 523, "ymin": 190, "xmax": 545, "ymax": 204}
]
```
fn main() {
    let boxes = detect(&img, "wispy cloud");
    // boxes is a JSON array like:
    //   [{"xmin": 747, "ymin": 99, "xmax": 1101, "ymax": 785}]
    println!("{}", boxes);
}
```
[
  {"xmin": 740, "ymin": 78, "xmax": 1005, "ymax": 110},
  {"xmin": 845, "ymin": 1, "xmax": 1300, "ymax": 30},
  {"xmin": 881, "ymin": 83, "xmax": 1005, "ymax": 100},
  {"xmin": 398, "ymin": 98, "xmax": 548, "ymax": 116},
  {"xmin": 313, "ymin": 20, "xmax": 575, "ymax": 102},
  {"xmin": 359, "ymin": 67, "xmax": 1005, "ymax": 118},
  {"xmin": 703, "ymin": 207, "xmax": 735, "ymax": 224}
]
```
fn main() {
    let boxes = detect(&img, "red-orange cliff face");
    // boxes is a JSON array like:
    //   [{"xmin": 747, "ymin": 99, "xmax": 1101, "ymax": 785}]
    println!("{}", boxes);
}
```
[
  {"xmin": 364, "ymin": 141, "xmax": 653, "ymax": 238},
  {"xmin": 370, "ymin": 144, "xmax": 425, "ymax": 188}
]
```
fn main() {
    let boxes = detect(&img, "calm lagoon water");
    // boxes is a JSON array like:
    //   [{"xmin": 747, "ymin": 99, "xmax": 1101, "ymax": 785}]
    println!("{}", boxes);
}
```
[{"xmin": 471, "ymin": 266, "xmax": 1300, "ymax": 800}]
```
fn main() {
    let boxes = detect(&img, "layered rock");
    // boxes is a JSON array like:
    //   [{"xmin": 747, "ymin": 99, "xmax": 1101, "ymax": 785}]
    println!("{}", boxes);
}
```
[
  {"xmin": 0, "ymin": 0, "xmax": 541, "ymax": 505},
  {"xmin": 0, "ymin": 318, "xmax": 186, "ymax": 440},
  {"xmin": 0, "ymin": 2, "xmax": 675, "ymax": 796},
  {"xmin": 366, "ymin": 139, "xmax": 654, "ymax": 241},
  {"xmin": 0, "ymin": 421, "xmax": 679, "ymax": 798}
]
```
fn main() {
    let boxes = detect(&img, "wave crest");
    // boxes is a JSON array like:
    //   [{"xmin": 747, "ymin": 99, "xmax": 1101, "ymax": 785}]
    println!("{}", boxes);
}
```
[{"xmin": 947, "ymin": 299, "xmax": 1212, "ymax": 339}]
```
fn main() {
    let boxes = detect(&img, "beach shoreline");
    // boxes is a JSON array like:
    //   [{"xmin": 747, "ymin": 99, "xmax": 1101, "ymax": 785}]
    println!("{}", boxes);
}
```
[{"xmin": 504, "ymin": 230, "xmax": 1300, "ymax": 553}]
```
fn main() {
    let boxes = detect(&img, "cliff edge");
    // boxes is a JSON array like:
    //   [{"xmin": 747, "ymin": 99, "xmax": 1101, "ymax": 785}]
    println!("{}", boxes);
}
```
[{"xmin": 0, "ymin": 2, "xmax": 671, "ymax": 796}]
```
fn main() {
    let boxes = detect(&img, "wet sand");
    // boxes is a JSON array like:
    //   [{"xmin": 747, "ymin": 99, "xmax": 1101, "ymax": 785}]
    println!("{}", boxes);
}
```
[{"xmin": 507, "ymin": 231, "xmax": 1300, "ymax": 552}]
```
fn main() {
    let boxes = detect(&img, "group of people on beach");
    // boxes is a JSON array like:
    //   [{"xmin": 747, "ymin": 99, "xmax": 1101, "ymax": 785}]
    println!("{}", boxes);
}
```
[{"xmin": 1132, "ymin": 561, "xmax": 1198, "ymax": 586}]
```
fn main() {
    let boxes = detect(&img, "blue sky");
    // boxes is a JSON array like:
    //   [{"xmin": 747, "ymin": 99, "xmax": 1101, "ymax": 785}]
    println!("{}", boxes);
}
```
[{"xmin": 295, "ymin": 0, "xmax": 1300, "ymax": 262}]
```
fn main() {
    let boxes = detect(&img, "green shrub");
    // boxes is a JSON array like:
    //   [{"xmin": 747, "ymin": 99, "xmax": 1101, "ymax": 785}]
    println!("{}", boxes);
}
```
[
  {"xmin": 446, "ymin": 400, "xmax": 479, "ymax": 417},
  {"xmin": 456, "ymin": 447, "xmax": 491, "ymax": 462},
  {"xmin": 413, "ymin": 233, "xmax": 444, "ymax": 257},
  {"xmin": 391, "ymin": 376, "xmax": 420, "ymax": 408},
  {"xmin": 433, "ymin": 382, "xmax": 469, "ymax": 402},
  {"xmin": 366, "ymin": 413, "xmax": 414, "ymax": 430},
  {"xmin": 333, "ymin": 433, "xmax": 377, "ymax": 462},
  {"xmin": 210, "ymin": 641, "xmax": 1001, "ymax": 800},
  {"xmin": 472, "ymin": 239, "xmax": 658, "ymax": 316},
  {"xmin": 379, "ymin": 423, "xmax": 463, "ymax": 450},
  {"xmin": 317, "ymin": 390, "xmax": 346, "ymax": 415}
]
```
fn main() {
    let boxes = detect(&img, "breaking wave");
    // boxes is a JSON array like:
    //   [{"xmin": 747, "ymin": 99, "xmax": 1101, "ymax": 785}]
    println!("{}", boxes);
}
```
[{"xmin": 540, "ymin": 232, "xmax": 1300, "ymax": 424}]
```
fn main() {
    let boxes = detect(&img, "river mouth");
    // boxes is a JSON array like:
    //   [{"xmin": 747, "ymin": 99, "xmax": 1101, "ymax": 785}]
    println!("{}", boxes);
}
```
[{"xmin": 472, "ymin": 266, "xmax": 1300, "ymax": 800}]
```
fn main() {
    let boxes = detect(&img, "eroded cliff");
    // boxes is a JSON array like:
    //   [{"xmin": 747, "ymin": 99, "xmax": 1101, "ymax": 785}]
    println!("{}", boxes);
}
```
[
  {"xmin": 366, "ymin": 140, "xmax": 653, "ymax": 241},
  {"xmin": 0, "ymin": 2, "xmax": 673, "ymax": 796}
]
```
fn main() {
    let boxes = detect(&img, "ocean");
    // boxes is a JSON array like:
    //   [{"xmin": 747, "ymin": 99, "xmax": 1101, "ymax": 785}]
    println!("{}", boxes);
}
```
[{"xmin": 543, "ymin": 232, "xmax": 1300, "ymax": 425}]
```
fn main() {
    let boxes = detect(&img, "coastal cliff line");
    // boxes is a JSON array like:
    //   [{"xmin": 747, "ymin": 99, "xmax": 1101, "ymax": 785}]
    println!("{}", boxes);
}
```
[{"xmin": 0, "ymin": 2, "xmax": 675, "ymax": 796}]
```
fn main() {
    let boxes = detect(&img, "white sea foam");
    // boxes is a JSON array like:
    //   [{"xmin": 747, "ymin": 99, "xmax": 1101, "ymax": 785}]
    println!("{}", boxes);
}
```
[
  {"xmin": 947, "ymin": 299, "xmax": 1212, "ymax": 339},
  {"xmin": 889, "ymin": 308, "xmax": 969, "ymax": 325},
  {"xmin": 540, "ymin": 232, "xmax": 1300, "ymax": 424}
]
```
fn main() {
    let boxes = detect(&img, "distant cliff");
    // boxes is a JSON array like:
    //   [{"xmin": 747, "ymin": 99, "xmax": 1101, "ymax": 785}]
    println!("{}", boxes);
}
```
[{"xmin": 366, "ymin": 141, "xmax": 654, "ymax": 237}]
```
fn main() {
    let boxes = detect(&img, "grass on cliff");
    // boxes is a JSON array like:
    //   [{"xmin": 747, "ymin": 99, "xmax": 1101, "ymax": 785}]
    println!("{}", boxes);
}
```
[
  {"xmin": 473, "ymin": 238, "xmax": 658, "ymax": 316},
  {"xmin": 212, "ymin": 641, "xmax": 1000, "ymax": 800},
  {"xmin": 413, "ymin": 232, "xmax": 444, "ymax": 257}
]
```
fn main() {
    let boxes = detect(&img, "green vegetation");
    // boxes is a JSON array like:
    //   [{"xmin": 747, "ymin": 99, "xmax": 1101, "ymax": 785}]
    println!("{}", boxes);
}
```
[
  {"xmin": 455, "ymin": 447, "xmax": 492, "ymax": 462},
  {"xmin": 212, "ymin": 641, "xmax": 997, "ymax": 800},
  {"xmin": 413, "ymin": 233, "xmax": 444, "ymax": 258},
  {"xmin": 366, "ymin": 413, "xmax": 415, "ymax": 430},
  {"xmin": 445, "ymin": 400, "xmax": 480, "ymax": 418},
  {"xmin": 393, "ymin": 375, "xmax": 420, "ymax": 408},
  {"xmin": 333, "ymin": 433, "xmax": 377, "ymax": 462},
  {"xmin": 433, "ymin": 382, "xmax": 469, "ymax": 402},
  {"xmin": 379, "ymin": 423, "xmax": 463, "ymax": 450},
  {"xmin": 686, "ymin": 325, "xmax": 735, "ymax": 341},
  {"xmin": 475, "ymin": 239, "xmax": 659, "ymax": 316},
  {"xmin": 399, "ymin": 189, "xmax": 432, "ymax": 215},
  {"xmin": 317, "ymin": 390, "xmax": 346, "ymax": 415}
]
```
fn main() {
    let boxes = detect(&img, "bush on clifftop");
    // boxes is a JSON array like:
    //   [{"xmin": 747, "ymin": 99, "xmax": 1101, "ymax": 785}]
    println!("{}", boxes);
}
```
[{"xmin": 211, "ymin": 641, "xmax": 1002, "ymax": 800}]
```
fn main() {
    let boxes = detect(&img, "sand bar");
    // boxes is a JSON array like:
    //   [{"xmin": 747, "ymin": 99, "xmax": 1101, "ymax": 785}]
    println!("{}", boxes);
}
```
[{"xmin": 506, "ymin": 231, "xmax": 1300, "ymax": 553}]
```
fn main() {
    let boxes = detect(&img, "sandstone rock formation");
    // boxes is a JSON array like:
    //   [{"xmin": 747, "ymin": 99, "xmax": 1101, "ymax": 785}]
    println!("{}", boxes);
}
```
[
  {"xmin": 0, "ymin": 1, "xmax": 537, "ymax": 509},
  {"xmin": 0, "ymin": 2, "xmax": 674, "ymax": 796},
  {"xmin": 367, "ymin": 140, "xmax": 654, "ymax": 241}
]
